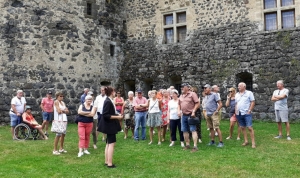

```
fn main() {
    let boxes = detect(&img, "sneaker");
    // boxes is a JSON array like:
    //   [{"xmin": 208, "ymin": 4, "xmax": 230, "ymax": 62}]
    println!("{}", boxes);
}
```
[
  {"xmin": 207, "ymin": 141, "xmax": 215, "ymax": 146},
  {"xmin": 59, "ymin": 149, "xmax": 67, "ymax": 153},
  {"xmin": 158, "ymin": 142, "xmax": 161, "ymax": 145},
  {"xmin": 183, "ymin": 145, "xmax": 190, "ymax": 150},
  {"xmin": 274, "ymin": 135, "xmax": 282, "ymax": 139},
  {"xmin": 93, "ymin": 144, "xmax": 97, "ymax": 149},
  {"xmin": 191, "ymin": 147, "xmax": 198, "ymax": 152},
  {"xmin": 198, "ymin": 139, "xmax": 202, "ymax": 143},
  {"xmin": 120, "ymin": 130, "xmax": 124, "ymax": 132},
  {"xmin": 53, "ymin": 151, "xmax": 60, "ymax": 155},
  {"xmin": 226, "ymin": 136, "xmax": 232, "ymax": 140},
  {"xmin": 153, "ymin": 130, "xmax": 155, "ymax": 134},
  {"xmin": 217, "ymin": 142, "xmax": 224, "ymax": 148},
  {"xmin": 78, "ymin": 152, "xmax": 83, "ymax": 157},
  {"xmin": 215, "ymin": 132, "xmax": 218, "ymax": 136},
  {"xmin": 287, "ymin": 136, "xmax": 292, "ymax": 141},
  {"xmin": 169, "ymin": 142, "xmax": 175, "ymax": 147},
  {"xmin": 180, "ymin": 142, "xmax": 185, "ymax": 148},
  {"xmin": 207, "ymin": 128, "xmax": 210, "ymax": 130},
  {"xmin": 237, "ymin": 137, "xmax": 241, "ymax": 140},
  {"xmin": 83, "ymin": 150, "xmax": 90, "ymax": 154},
  {"xmin": 45, "ymin": 132, "xmax": 49, "ymax": 137},
  {"xmin": 148, "ymin": 141, "xmax": 152, "ymax": 145}
]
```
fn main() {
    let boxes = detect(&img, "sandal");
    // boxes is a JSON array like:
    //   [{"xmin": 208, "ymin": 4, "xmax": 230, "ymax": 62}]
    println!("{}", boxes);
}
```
[
  {"xmin": 252, "ymin": 144, "xmax": 256, "ymax": 148},
  {"xmin": 242, "ymin": 142, "xmax": 249, "ymax": 146}
]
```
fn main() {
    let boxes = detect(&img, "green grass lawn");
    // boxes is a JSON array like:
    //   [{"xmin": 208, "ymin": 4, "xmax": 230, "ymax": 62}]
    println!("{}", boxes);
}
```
[{"xmin": 0, "ymin": 120, "xmax": 299, "ymax": 178}]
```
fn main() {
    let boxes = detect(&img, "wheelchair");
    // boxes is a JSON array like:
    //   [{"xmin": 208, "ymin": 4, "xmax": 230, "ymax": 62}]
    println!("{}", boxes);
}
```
[{"xmin": 14, "ymin": 122, "xmax": 40, "ymax": 140}]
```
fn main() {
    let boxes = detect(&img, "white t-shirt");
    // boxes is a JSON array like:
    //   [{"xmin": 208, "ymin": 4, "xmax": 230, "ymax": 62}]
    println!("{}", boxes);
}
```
[
  {"xmin": 148, "ymin": 99, "xmax": 160, "ymax": 113},
  {"xmin": 168, "ymin": 99, "xmax": 179, "ymax": 120},
  {"xmin": 273, "ymin": 88, "xmax": 289, "ymax": 110},
  {"xmin": 10, "ymin": 96, "xmax": 26, "ymax": 115},
  {"xmin": 94, "ymin": 95, "xmax": 107, "ymax": 114}
]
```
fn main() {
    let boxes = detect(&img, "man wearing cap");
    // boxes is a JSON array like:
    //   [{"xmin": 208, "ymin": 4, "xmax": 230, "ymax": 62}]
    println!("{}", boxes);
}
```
[
  {"xmin": 178, "ymin": 83, "xmax": 200, "ymax": 152},
  {"xmin": 203, "ymin": 84, "xmax": 224, "ymax": 147},
  {"xmin": 81, "ymin": 88, "xmax": 90, "ymax": 104},
  {"xmin": 133, "ymin": 89, "xmax": 148, "ymax": 141},
  {"xmin": 235, "ymin": 82, "xmax": 256, "ymax": 148},
  {"xmin": 9, "ymin": 90, "xmax": 26, "ymax": 140},
  {"xmin": 40, "ymin": 91, "xmax": 54, "ymax": 136}
]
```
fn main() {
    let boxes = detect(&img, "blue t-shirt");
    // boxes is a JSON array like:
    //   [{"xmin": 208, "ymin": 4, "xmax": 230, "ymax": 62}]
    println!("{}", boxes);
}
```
[
  {"xmin": 80, "ymin": 93, "xmax": 87, "ymax": 104},
  {"xmin": 205, "ymin": 92, "xmax": 220, "ymax": 116},
  {"xmin": 235, "ymin": 90, "xmax": 255, "ymax": 115}
]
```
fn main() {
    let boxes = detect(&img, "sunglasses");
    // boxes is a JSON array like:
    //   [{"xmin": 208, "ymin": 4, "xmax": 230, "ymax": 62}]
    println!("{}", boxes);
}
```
[
  {"xmin": 59, "ymin": 96, "xmax": 64, "ymax": 97},
  {"xmin": 228, "ymin": 91, "xmax": 233, "ymax": 92}
]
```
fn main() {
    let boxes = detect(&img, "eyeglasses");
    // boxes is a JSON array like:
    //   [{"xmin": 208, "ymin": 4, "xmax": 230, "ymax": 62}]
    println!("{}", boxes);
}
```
[{"xmin": 59, "ymin": 96, "xmax": 64, "ymax": 97}]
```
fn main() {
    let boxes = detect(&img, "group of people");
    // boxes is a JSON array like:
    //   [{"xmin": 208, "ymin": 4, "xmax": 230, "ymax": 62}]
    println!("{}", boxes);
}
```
[{"xmin": 9, "ymin": 79, "xmax": 292, "ymax": 168}]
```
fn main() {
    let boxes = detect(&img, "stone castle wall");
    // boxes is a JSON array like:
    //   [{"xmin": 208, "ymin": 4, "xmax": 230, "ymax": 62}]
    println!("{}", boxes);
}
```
[
  {"xmin": 0, "ymin": 0, "xmax": 126, "ymax": 124},
  {"xmin": 120, "ymin": 0, "xmax": 300, "ymax": 121}
]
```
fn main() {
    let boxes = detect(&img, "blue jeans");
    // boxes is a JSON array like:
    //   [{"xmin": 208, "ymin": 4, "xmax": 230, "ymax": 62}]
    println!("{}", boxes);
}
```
[
  {"xmin": 134, "ymin": 111, "xmax": 147, "ymax": 140},
  {"xmin": 181, "ymin": 115, "xmax": 196, "ymax": 132},
  {"xmin": 236, "ymin": 114, "xmax": 252, "ymax": 127},
  {"xmin": 42, "ymin": 112, "xmax": 53, "ymax": 121}
]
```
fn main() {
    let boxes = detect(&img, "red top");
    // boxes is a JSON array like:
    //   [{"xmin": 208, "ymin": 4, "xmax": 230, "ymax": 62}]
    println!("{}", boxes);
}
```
[{"xmin": 41, "ymin": 97, "xmax": 54, "ymax": 112}]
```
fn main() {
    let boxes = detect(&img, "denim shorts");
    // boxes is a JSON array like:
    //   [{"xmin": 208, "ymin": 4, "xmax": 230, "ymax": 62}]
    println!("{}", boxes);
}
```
[
  {"xmin": 236, "ymin": 114, "xmax": 252, "ymax": 127},
  {"xmin": 10, "ymin": 114, "xmax": 21, "ymax": 127},
  {"xmin": 42, "ymin": 112, "xmax": 53, "ymax": 121},
  {"xmin": 181, "ymin": 115, "xmax": 196, "ymax": 132}
]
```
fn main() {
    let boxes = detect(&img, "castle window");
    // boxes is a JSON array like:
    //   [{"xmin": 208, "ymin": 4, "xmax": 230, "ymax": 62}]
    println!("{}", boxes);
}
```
[
  {"xmin": 263, "ymin": 0, "xmax": 295, "ymax": 31},
  {"xmin": 110, "ymin": 44, "xmax": 115, "ymax": 57},
  {"xmin": 163, "ymin": 11, "xmax": 187, "ymax": 44},
  {"xmin": 86, "ymin": 2, "xmax": 92, "ymax": 15}
]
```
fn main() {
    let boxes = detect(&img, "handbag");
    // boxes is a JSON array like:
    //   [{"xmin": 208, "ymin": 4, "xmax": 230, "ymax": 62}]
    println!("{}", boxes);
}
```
[
  {"xmin": 188, "ymin": 117, "xmax": 200, "ymax": 125},
  {"xmin": 51, "ymin": 112, "xmax": 67, "ymax": 133},
  {"xmin": 124, "ymin": 113, "xmax": 131, "ymax": 120}
]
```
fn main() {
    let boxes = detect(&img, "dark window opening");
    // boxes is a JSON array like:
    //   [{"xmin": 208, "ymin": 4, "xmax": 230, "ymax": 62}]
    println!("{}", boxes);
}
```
[
  {"xmin": 169, "ymin": 75, "xmax": 182, "ymax": 95},
  {"xmin": 236, "ymin": 72, "xmax": 253, "ymax": 91},
  {"xmin": 87, "ymin": 3, "xmax": 92, "ymax": 16},
  {"xmin": 100, "ymin": 81, "xmax": 111, "ymax": 86},
  {"xmin": 124, "ymin": 80, "xmax": 135, "ymax": 99},
  {"xmin": 144, "ymin": 78, "xmax": 154, "ymax": 98},
  {"xmin": 110, "ymin": 45, "xmax": 115, "ymax": 57}
]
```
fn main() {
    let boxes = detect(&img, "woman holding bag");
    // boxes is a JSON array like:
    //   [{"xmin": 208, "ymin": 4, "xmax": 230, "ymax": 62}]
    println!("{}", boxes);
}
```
[
  {"xmin": 225, "ymin": 88, "xmax": 241, "ymax": 140},
  {"xmin": 121, "ymin": 91, "xmax": 135, "ymax": 139},
  {"xmin": 52, "ymin": 91, "xmax": 69, "ymax": 155}
]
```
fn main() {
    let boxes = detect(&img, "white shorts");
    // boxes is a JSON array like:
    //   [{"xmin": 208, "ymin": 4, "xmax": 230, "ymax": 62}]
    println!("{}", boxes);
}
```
[{"xmin": 275, "ymin": 110, "xmax": 289, "ymax": 122}]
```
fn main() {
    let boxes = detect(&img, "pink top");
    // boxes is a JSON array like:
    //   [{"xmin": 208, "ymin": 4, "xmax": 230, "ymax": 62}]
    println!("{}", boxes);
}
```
[
  {"xmin": 115, "ymin": 97, "xmax": 123, "ymax": 111},
  {"xmin": 133, "ymin": 97, "xmax": 148, "ymax": 112},
  {"xmin": 41, "ymin": 98, "xmax": 54, "ymax": 112}
]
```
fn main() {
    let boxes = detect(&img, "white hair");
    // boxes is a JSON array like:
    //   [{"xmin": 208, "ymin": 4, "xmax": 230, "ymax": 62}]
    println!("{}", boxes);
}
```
[
  {"xmin": 85, "ymin": 95, "xmax": 93, "ymax": 100},
  {"xmin": 277, "ymin": 80, "xmax": 284, "ymax": 85},
  {"xmin": 238, "ymin": 82, "xmax": 246, "ymax": 87},
  {"xmin": 172, "ymin": 89, "xmax": 179, "ymax": 95},
  {"xmin": 128, "ymin": 91, "xmax": 134, "ymax": 96},
  {"xmin": 17, "ymin": 90, "xmax": 23, "ymax": 94},
  {"xmin": 84, "ymin": 88, "xmax": 89, "ymax": 92}
]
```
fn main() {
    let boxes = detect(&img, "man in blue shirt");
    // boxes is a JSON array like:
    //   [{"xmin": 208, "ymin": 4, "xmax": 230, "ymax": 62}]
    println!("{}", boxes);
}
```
[
  {"xmin": 80, "ymin": 88, "xmax": 89, "ymax": 104},
  {"xmin": 203, "ymin": 84, "xmax": 224, "ymax": 148},
  {"xmin": 235, "ymin": 82, "xmax": 256, "ymax": 148}
]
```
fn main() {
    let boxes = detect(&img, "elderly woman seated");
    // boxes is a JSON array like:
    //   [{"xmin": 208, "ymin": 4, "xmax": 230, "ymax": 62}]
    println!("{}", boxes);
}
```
[{"xmin": 22, "ymin": 106, "xmax": 48, "ymax": 140}]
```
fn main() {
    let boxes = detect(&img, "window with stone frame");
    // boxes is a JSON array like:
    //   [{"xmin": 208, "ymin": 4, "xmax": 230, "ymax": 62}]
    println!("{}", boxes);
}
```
[
  {"xmin": 263, "ymin": 0, "xmax": 295, "ymax": 31},
  {"xmin": 84, "ymin": 0, "xmax": 96, "ymax": 19},
  {"xmin": 163, "ymin": 11, "xmax": 187, "ymax": 44}
]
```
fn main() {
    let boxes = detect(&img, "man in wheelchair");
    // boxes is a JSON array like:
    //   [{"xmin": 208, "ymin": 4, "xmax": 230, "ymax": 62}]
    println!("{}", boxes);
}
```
[{"xmin": 22, "ymin": 106, "xmax": 48, "ymax": 140}]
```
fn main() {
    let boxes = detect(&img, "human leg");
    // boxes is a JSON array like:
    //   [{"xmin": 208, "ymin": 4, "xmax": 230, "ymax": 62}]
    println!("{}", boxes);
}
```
[
  {"xmin": 134, "ymin": 113, "xmax": 141, "ymax": 140},
  {"xmin": 10, "ymin": 114, "xmax": 18, "ymax": 139},
  {"xmin": 92, "ymin": 119, "xmax": 98, "ymax": 148},
  {"xmin": 141, "ymin": 112, "xmax": 147, "ymax": 140},
  {"xmin": 286, "ymin": 122, "xmax": 290, "ymax": 136},
  {"xmin": 149, "ymin": 127, "xmax": 154, "ymax": 143},
  {"xmin": 162, "ymin": 125, "xmax": 167, "ymax": 141},
  {"xmin": 84, "ymin": 123, "xmax": 93, "ymax": 150},
  {"xmin": 181, "ymin": 115, "xmax": 190, "ymax": 146},
  {"xmin": 59, "ymin": 134, "xmax": 66, "ymax": 151},
  {"xmin": 170, "ymin": 120, "xmax": 177, "ymax": 141},
  {"xmin": 53, "ymin": 134, "xmax": 61, "ymax": 154},
  {"xmin": 237, "ymin": 114, "xmax": 248, "ymax": 145},
  {"xmin": 106, "ymin": 134, "xmax": 117, "ymax": 167}
]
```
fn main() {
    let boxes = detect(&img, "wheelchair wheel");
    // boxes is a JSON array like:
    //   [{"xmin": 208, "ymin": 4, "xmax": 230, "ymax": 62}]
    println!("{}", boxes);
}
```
[
  {"xmin": 14, "ymin": 123, "xmax": 30, "ymax": 140},
  {"xmin": 31, "ymin": 128, "xmax": 39, "ymax": 140}
]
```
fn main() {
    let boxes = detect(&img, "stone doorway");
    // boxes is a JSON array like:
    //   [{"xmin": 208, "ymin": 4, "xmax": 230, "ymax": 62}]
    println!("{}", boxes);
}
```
[
  {"xmin": 124, "ymin": 80, "xmax": 135, "ymax": 98},
  {"xmin": 236, "ymin": 72, "xmax": 253, "ymax": 91},
  {"xmin": 169, "ymin": 75, "xmax": 182, "ymax": 95},
  {"xmin": 144, "ymin": 78, "xmax": 154, "ymax": 95}
]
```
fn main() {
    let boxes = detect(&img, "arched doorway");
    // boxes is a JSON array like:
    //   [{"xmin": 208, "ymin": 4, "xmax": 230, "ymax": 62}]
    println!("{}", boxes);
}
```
[
  {"xmin": 236, "ymin": 72, "xmax": 253, "ymax": 91},
  {"xmin": 169, "ymin": 75, "xmax": 182, "ymax": 94}
]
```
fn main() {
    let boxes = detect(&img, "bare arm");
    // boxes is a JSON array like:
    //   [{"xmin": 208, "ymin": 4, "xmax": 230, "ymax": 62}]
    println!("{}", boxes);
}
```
[
  {"xmin": 77, "ymin": 104, "xmax": 91, "ymax": 116},
  {"xmin": 40, "ymin": 100, "xmax": 45, "ymax": 112},
  {"xmin": 213, "ymin": 100, "xmax": 223, "ymax": 115},
  {"xmin": 191, "ymin": 102, "xmax": 200, "ymax": 117},
  {"xmin": 121, "ymin": 101, "xmax": 126, "ymax": 115},
  {"xmin": 140, "ymin": 100, "xmax": 150, "ymax": 108},
  {"xmin": 54, "ymin": 100, "xmax": 62, "ymax": 114},
  {"xmin": 247, "ymin": 101, "xmax": 255, "ymax": 114},
  {"xmin": 225, "ymin": 96, "xmax": 231, "ymax": 107}
]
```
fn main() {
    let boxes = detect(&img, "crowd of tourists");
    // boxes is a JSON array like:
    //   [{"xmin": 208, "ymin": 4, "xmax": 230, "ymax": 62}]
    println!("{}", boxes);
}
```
[{"xmin": 9, "ymin": 80, "xmax": 291, "ymax": 168}]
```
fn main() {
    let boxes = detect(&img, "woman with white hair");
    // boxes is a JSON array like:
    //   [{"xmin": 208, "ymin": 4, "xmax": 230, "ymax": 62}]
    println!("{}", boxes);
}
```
[
  {"xmin": 168, "ymin": 89, "xmax": 184, "ymax": 147},
  {"xmin": 121, "ymin": 91, "xmax": 135, "ymax": 139},
  {"xmin": 77, "ymin": 95, "xmax": 94, "ymax": 157}
]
